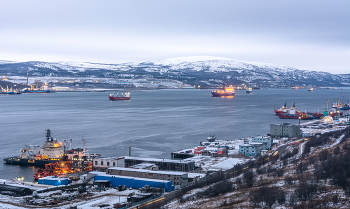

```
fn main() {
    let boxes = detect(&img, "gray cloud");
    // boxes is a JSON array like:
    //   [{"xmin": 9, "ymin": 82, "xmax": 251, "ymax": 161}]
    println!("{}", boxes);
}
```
[{"xmin": 0, "ymin": 0, "xmax": 349, "ymax": 73}]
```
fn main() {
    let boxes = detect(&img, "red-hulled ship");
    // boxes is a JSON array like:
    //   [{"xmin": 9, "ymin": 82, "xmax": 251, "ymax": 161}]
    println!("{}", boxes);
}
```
[
  {"xmin": 275, "ymin": 102, "xmax": 301, "ymax": 116},
  {"xmin": 211, "ymin": 86, "xmax": 235, "ymax": 97},
  {"xmin": 279, "ymin": 114, "xmax": 300, "ymax": 119},
  {"xmin": 109, "ymin": 92, "xmax": 131, "ymax": 100},
  {"xmin": 274, "ymin": 102, "xmax": 289, "ymax": 115}
]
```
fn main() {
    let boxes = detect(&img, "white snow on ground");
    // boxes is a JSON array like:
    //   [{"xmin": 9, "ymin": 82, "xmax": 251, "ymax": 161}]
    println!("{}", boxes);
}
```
[
  {"xmin": 297, "ymin": 141, "xmax": 306, "ymax": 159},
  {"xmin": 188, "ymin": 155, "xmax": 246, "ymax": 172},
  {"xmin": 0, "ymin": 180, "xmax": 135, "ymax": 209},
  {"xmin": 330, "ymin": 134, "xmax": 345, "ymax": 148},
  {"xmin": 156, "ymin": 56, "xmax": 233, "ymax": 65},
  {"xmin": 208, "ymin": 157, "xmax": 245, "ymax": 170}
]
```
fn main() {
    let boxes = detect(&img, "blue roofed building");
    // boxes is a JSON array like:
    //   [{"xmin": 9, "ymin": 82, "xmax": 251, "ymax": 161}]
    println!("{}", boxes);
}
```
[{"xmin": 89, "ymin": 171, "xmax": 174, "ymax": 192}]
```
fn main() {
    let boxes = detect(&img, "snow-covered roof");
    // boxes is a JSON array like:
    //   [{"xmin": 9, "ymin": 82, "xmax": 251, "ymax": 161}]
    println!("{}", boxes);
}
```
[
  {"xmin": 187, "ymin": 173, "xmax": 206, "ymax": 179},
  {"xmin": 107, "ymin": 167, "xmax": 187, "ymax": 176},
  {"xmin": 122, "ymin": 156, "xmax": 194, "ymax": 163}
]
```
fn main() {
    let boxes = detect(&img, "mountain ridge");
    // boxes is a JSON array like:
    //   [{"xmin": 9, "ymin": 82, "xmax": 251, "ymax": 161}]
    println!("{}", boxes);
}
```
[{"xmin": 0, "ymin": 56, "xmax": 349, "ymax": 87}]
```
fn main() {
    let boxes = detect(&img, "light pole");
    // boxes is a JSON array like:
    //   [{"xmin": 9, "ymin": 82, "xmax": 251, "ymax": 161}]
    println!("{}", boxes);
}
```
[{"xmin": 298, "ymin": 117, "xmax": 301, "ymax": 126}]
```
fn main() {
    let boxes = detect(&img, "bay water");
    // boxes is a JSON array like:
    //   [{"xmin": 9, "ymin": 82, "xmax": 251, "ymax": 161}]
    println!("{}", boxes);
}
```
[{"xmin": 0, "ymin": 88, "xmax": 349, "ymax": 181}]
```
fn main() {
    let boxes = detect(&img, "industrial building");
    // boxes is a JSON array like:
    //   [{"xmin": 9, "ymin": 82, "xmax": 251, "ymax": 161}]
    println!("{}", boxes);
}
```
[
  {"xmin": 93, "ymin": 157, "xmax": 125, "ymax": 171},
  {"xmin": 270, "ymin": 122, "xmax": 301, "ymax": 138},
  {"xmin": 106, "ymin": 167, "xmax": 188, "ymax": 189},
  {"xmin": 89, "ymin": 171, "xmax": 174, "ymax": 192},
  {"xmin": 92, "ymin": 156, "xmax": 196, "ymax": 172}
]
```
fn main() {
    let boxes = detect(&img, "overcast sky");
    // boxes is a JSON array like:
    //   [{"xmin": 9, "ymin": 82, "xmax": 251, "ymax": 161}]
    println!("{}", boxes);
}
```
[{"xmin": 1, "ymin": 0, "xmax": 349, "ymax": 74}]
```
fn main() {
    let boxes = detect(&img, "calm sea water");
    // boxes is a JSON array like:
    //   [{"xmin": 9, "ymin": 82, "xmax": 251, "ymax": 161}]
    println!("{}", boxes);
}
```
[{"xmin": 1, "ymin": 88, "xmax": 349, "ymax": 181}]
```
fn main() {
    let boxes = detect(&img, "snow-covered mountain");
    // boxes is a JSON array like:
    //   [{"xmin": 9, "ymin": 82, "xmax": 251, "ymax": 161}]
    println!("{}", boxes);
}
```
[{"xmin": 0, "ymin": 56, "xmax": 349, "ymax": 87}]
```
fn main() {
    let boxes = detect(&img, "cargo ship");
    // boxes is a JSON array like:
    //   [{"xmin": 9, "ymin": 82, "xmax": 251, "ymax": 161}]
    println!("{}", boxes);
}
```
[
  {"xmin": 23, "ymin": 82, "xmax": 51, "ymax": 93},
  {"xmin": 4, "ymin": 129, "xmax": 66, "ymax": 167},
  {"xmin": 109, "ymin": 92, "xmax": 131, "ymax": 100},
  {"xmin": 23, "ymin": 89, "xmax": 50, "ymax": 93},
  {"xmin": 0, "ymin": 86, "xmax": 21, "ymax": 94},
  {"xmin": 211, "ymin": 86, "xmax": 235, "ymax": 97}
]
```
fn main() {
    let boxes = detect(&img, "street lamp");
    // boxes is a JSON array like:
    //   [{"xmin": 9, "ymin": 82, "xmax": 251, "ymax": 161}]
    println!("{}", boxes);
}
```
[{"xmin": 298, "ymin": 117, "xmax": 301, "ymax": 126}]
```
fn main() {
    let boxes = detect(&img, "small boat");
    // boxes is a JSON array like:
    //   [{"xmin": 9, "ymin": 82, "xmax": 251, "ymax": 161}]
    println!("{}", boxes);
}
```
[
  {"xmin": 339, "ymin": 104, "xmax": 350, "ymax": 110},
  {"xmin": 300, "ymin": 113, "xmax": 314, "ymax": 120},
  {"xmin": 246, "ymin": 87, "xmax": 252, "ymax": 94},
  {"xmin": 311, "ymin": 112, "xmax": 324, "ymax": 119},
  {"xmin": 211, "ymin": 85, "xmax": 235, "ymax": 97},
  {"xmin": 308, "ymin": 87, "xmax": 314, "ymax": 92},
  {"xmin": 109, "ymin": 92, "xmax": 131, "ymax": 100},
  {"xmin": 207, "ymin": 135, "xmax": 216, "ymax": 142}
]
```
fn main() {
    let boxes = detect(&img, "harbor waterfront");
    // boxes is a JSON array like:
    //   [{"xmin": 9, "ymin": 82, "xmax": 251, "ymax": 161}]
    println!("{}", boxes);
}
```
[{"xmin": 1, "ymin": 88, "xmax": 350, "ymax": 181}]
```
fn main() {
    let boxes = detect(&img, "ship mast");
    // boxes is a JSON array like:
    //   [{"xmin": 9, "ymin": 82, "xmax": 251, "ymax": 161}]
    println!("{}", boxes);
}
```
[
  {"xmin": 82, "ymin": 137, "xmax": 90, "ymax": 157},
  {"xmin": 26, "ymin": 70, "xmax": 29, "ymax": 85},
  {"xmin": 45, "ymin": 129, "xmax": 52, "ymax": 142}
]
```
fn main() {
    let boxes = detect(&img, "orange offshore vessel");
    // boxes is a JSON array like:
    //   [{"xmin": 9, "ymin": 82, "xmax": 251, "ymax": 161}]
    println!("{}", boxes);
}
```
[{"xmin": 211, "ymin": 86, "xmax": 235, "ymax": 97}]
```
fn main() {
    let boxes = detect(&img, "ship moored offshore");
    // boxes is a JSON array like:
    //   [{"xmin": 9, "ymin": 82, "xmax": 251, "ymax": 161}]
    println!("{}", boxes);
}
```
[
  {"xmin": 109, "ymin": 92, "xmax": 131, "ymax": 100},
  {"xmin": 211, "ymin": 85, "xmax": 235, "ymax": 97},
  {"xmin": 23, "ymin": 81, "xmax": 51, "ymax": 93},
  {"xmin": 0, "ymin": 85, "xmax": 21, "ymax": 94}
]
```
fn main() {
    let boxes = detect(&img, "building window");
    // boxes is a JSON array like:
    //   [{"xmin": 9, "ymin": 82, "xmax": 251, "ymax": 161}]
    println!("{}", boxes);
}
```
[
  {"xmin": 107, "ymin": 162, "xmax": 110, "ymax": 166},
  {"xmin": 101, "ymin": 161, "xmax": 103, "ymax": 165},
  {"xmin": 113, "ymin": 162, "xmax": 116, "ymax": 166},
  {"xmin": 95, "ymin": 161, "xmax": 97, "ymax": 165}
]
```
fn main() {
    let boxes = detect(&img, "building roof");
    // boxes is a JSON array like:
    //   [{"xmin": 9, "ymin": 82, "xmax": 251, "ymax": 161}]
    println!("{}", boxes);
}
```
[
  {"xmin": 122, "ymin": 156, "xmax": 194, "ymax": 164},
  {"xmin": 89, "ymin": 171, "xmax": 172, "ymax": 183},
  {"xmin": 107, "ymin": 167, "xmax": 187, "ymax": 176},
  {"xmin": 93, "ymin": 156, "xmax": 194, "ymax": 164}
]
